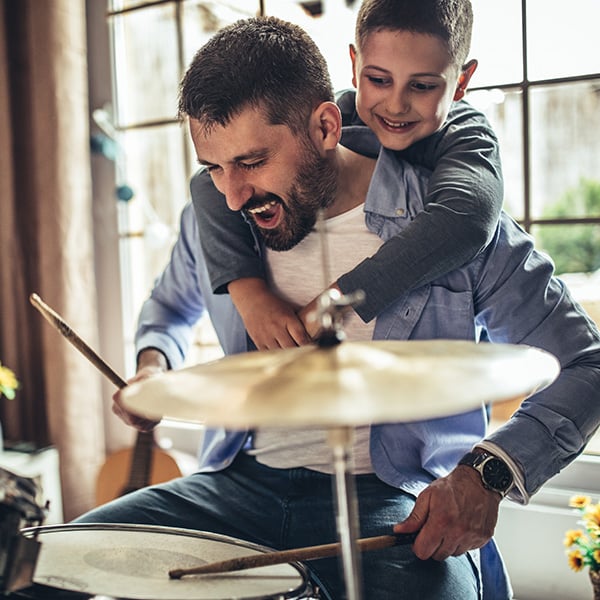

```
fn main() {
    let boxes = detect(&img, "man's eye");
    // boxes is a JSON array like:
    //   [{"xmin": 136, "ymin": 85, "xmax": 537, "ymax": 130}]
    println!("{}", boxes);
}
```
[
  {"xmin": 205, "ymin": 165, "xmax": 221, "ymax": 173},
  {"xmin": 240, "ymin": 161, "xmax": 264, "ymax": 171}
]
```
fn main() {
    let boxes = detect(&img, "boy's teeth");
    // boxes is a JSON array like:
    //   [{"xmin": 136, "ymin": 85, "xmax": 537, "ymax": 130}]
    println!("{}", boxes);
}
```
[
  {"xmin": 383, "ymin": 118, "xmax": 408, "ymax": 128},
  {"xmin": 248, "ymin": 200, "xmax": 277, "ymax": 214}
]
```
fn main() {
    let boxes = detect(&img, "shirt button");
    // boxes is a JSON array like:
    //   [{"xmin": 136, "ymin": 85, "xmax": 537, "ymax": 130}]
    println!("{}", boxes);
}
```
[{"xmin": 396, "ymin": 208, "xmax": 405, "ymax": 216}]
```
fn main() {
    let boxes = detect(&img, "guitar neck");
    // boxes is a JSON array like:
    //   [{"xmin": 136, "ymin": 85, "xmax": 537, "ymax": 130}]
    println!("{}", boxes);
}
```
[{"xmin": 125, "ymin": 431, "xmax": 154, "ymax": 492}]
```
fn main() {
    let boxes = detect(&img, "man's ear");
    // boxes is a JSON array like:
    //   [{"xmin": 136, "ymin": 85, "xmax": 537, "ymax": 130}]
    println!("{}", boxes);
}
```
[
  {"xmin": 349, "ymin": 44, "xmax": 358, "ymax": 88},
  {"xmin": 453, "ymin": 59, "xmax": 478, "ymax": 101},
  {"xmin": 309, "ymin": 101, "xmax": 342, "ymax": 153}
]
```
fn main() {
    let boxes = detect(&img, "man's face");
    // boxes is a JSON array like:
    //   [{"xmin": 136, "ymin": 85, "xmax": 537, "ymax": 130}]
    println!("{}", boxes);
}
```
[
  {"xmin": 351, "ymin": 29, "xmax": 460, "ymax": 151},
  {"xmin": 191, "ymin": 107, "xmax": 337, "ymax": 251}
]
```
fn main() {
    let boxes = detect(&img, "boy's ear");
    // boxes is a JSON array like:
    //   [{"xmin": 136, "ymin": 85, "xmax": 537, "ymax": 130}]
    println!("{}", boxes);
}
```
[
  {"xmin": 309, "ymin": 101, "xmax": 342, "ymax": 153},
  {"xmin": 349, "ymin": 44, "xmax": 358, "ymax": 88},
  {"xmin": 453, "ymin": 59, "xmax": 478, "ymax": 101}
]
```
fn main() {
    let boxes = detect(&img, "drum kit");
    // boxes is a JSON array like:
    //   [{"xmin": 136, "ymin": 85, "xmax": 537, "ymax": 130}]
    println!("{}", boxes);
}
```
[{"xmin": 19, "ymin": 291, "xmax": 560, "ymax": 600}]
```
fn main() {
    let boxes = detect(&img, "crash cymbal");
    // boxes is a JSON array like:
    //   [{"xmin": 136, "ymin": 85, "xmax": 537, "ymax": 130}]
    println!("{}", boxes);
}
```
[{"xmin": 121, "ymin": 340, "xmax": 559, "ymax": 428}]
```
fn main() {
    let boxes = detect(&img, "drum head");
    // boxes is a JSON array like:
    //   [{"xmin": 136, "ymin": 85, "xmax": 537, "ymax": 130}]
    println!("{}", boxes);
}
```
[{"xmin": 22, "ymin": 524, "xmax": 309, "ymax": 600}]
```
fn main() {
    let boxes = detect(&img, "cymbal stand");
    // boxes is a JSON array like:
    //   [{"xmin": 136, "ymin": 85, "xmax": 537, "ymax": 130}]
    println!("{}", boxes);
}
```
[
  {"xmin": 327, "ymin": 425, "xmax": 363, "ymax": 600},
  {"xmin": 315, "ymin": 288, "xmax": 366, "ymax": 600},
  {"xmin": 315, "ymin": 209, "xmax": 366, "ymax": 600}
]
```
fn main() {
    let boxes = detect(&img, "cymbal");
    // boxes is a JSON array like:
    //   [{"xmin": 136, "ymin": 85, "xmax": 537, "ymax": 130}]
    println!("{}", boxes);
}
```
[{"xmin": 121, "ymin": 340, "xmax": 559, "ymax": 428}]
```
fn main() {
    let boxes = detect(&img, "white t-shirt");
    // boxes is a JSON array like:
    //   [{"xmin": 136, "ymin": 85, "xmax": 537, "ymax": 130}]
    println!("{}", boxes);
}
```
[{"xmin": 247, "ymin": 203, "xmax": 384, "ymax": 474}]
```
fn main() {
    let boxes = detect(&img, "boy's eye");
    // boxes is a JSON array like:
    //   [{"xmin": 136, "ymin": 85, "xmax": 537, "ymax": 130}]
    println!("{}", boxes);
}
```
[
  {"xmin": 411, "ymin": 81, "xmax": 438, "ymax": 92},
  {"xmin": 367, "ymin": 75, "xmax": 390, "ymax": 86}
]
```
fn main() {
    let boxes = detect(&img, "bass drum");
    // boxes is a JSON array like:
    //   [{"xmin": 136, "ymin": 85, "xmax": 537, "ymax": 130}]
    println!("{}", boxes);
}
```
[{"xmin": 16, "ymin": 523, "xmax": 321, "ymax": 600}]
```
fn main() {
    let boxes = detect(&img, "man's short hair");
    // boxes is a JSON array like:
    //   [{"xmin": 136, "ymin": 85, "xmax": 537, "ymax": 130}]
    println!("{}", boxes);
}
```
[
  {"xmin": 355, "ymin": 0, "xmax": 473, "ymax": 68},
  {"xmin": 178, "ymin": 16, "xmax": 334, "ymax": 136}
]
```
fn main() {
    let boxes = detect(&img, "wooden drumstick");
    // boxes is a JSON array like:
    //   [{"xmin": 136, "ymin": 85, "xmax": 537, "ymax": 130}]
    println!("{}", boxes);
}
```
[
  {"xmin": 29, "ymin": 293, "xmax": 127, "ymax": 389},
  {"xmin": 169, "ymin": 532, "xmax": 417, "ymax": 579}
]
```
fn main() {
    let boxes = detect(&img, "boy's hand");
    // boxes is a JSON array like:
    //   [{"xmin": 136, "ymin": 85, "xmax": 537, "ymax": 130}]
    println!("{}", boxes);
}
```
[
  {"xmin": 228, "ymin": 278, "xmax": 312, "ymax": 349},
  {"xmin": 297, "ymin": 283, "xmax": 355, "ymax": 340}
]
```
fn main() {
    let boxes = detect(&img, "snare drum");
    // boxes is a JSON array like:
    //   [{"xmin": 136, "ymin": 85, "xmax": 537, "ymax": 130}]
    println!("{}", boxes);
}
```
[{"xmin": 18, "ymin": 523, "xmax": 319, "ymax": 599}]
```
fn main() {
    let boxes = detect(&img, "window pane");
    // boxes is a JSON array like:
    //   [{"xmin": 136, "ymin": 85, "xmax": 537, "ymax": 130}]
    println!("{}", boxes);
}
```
[
  {"xmin": 527, "ymin": 0, "xmax": 600, "ymax": 80},
  {"xmin": 530, "ymin": 81, "xmax": 600, "ymax": 219},
  {"xmin": 120, "ymin": 124, "xmax": 189, "ymax": 234},
  {"xmin": 181, "ymin": 0, "xmax": 256, "ymax": 68},
  {"xmin": 468, "ymin": 88, "xmax": 524, "ymax": 220},
  {"xmin": 470, "ymin": 0, "xmax": 523, "ymax": 87},
  {"xmin": 111, "ymin": 3, "xmax": 181, "ymax": 125},
  {"xmin": 532, "ymin": 223, "xmax": 600, "ymax": 276},
  {"xmin": 265, "ymin": 0, "xmax": 358, "ymax": 93}
]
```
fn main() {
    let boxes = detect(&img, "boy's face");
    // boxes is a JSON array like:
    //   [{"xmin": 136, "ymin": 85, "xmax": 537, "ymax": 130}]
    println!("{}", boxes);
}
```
[{"xmin": 351, "ymin": 29, "xmax": 470, "ymax": 151}]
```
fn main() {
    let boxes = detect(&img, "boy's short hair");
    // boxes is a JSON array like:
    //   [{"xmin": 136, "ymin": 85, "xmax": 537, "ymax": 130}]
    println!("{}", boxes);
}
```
[
  {"xmin": 355, "ymin": 0, "xmax": 473, "ymax": 68},
  {"xmin": 178, "ymin": 16, "xmax": 334, "ymax": 136}
]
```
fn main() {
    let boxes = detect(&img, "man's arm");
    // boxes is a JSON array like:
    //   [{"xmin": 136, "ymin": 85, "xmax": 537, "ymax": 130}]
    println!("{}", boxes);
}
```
[
  {"xmin": 112, "ymin": 203, "xmax": 209, "ymax": 429},
  {"xmin": 396, "ymin": 214, "xmax": 600, "ymax": 558}
]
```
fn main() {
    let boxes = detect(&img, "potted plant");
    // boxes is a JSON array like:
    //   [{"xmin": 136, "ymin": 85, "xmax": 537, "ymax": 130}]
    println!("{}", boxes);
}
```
[{"xmin": 564, "ymin": 495, "xmax": 600, "ymax": 599}]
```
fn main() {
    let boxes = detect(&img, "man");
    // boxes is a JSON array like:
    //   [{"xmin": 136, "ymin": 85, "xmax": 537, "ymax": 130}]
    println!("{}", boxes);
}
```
[{"xmin": 79, "ymin": 16, "xmax": 600, "ymax": 600}]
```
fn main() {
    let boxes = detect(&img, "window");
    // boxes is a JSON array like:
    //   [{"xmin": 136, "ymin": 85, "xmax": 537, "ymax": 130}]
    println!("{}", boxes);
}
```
[{"xmin": 104, "ymin": 0, "xmax": 600, "ymax": 454}]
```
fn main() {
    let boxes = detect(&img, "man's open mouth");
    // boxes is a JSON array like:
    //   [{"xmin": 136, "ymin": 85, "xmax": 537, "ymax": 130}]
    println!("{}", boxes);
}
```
[{"xmin": 246, "ymin": 199, "xmax": 283, "ymax": 229}]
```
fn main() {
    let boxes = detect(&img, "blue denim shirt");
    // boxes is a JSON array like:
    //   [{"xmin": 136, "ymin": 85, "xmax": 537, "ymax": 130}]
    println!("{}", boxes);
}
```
[{"xmin": 136, "ymin": 146, "xmax": 600, "ymax": 600}]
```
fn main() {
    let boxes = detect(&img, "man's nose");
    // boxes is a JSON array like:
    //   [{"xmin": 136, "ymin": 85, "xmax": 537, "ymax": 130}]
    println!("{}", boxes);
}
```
[{"xmin": 219, "ymin": 172, "xmax": 254, "ymax": 212}]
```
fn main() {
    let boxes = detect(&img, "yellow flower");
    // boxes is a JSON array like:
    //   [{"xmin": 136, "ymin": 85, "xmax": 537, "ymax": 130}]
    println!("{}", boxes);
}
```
[
  {"xmin": 594, "ymin": 549, "xmax": 600, "ymax": 563},
  {"xmin": 0, "ymin": 362, "xmax": 19, "ymax": 400},
  {"xmin": 568, "ymin": 549, "xmax": 585, "ymax": 572},
  {"xmin": 584, "ymin": 504, "xmax": 600, "ymax": 528},
  {"xmin": 569, "ymin": 495, "xmax": 592, "ymax": 509},
  {"xmin": 564, "ymin": 529, "xmax": 584, "ymax": 547}
]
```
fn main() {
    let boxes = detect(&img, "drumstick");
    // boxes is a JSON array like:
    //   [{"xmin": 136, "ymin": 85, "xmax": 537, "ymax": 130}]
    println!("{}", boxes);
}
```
[
  {"xmin": 169, "ymin": 532, "xmax": 417, "ymax": 579},
  {"xmin": 29, "ymin": 293, "xmax": 127, "ymax": 389}
]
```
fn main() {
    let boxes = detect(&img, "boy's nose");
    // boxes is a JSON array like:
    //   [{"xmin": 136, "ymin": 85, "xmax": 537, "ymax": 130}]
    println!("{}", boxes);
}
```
[{"xmin": 387, "ymin": 90, "xmax": 410, "ymax": 116}]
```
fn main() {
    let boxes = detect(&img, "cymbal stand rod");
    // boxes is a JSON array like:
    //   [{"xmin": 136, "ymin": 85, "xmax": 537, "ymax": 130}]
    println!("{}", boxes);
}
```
[{"xmin": 328, "ymin": 426, "xmax": 363, "ymax": 600}]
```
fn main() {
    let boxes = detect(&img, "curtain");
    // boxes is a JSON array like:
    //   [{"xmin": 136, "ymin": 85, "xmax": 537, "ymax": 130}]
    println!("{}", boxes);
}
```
[{"xmin": 0, "ymin": 0, "xmax": 105, "ymax": 520}]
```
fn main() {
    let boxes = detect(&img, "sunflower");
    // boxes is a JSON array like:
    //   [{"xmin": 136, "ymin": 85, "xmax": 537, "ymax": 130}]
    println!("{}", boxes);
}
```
[{"xmin": 0, "ymin": 362, "xmax": 19, "ymax": 400}]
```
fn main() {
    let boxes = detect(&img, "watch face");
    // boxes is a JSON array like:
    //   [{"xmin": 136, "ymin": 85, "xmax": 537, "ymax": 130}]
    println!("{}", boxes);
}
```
[{"xmin": 482, "ymin": 457, "xmax": 513, "ymax": 491}]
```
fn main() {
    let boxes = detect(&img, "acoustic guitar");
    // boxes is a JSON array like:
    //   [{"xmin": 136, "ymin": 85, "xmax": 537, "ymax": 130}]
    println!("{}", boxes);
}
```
[{"xmin": 95, "ymin": 430, "xmax": 183, "ymax": 505}]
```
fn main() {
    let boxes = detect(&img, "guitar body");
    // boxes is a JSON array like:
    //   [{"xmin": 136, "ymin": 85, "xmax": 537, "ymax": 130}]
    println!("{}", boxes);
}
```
[{"xmin": 95, "ymin": 432, "xmax": 183, "ymax": 506}]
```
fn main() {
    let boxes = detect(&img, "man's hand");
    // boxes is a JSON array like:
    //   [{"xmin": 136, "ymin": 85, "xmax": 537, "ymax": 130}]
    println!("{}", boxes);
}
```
[
  {"xmin": 393, "ymin": 466, "xmax": 502, "ymax": 561},
  {"xmin": 228, "ymin": 278, "xmax": 311, "ymax": 349},
  {"xmin": 111, "ymin": 349, "xmax": 166, "ymax": 432}
]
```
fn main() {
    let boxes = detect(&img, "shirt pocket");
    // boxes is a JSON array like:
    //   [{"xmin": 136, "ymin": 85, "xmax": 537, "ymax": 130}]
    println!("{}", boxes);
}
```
[{"xmin": 411, "ymin": 285, "xmax": 476, "ymax": 340}]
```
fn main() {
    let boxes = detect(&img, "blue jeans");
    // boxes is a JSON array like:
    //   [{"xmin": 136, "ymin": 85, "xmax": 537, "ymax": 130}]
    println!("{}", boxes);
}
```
[{"xmin": 75, "ymin": 453, "xmax": 479, "ymax": 599}]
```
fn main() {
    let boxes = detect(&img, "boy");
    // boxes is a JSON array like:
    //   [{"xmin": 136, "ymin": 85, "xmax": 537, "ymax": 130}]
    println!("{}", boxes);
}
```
[{"xmin": 191, "ymin": 0, "xmax": 503, "ymax": 349}]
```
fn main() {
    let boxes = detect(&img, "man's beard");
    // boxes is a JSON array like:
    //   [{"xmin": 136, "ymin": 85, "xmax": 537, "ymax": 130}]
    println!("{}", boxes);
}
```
[{"xmin": 250, "ymin": 144, "xmax": 337, "ymax": 252}]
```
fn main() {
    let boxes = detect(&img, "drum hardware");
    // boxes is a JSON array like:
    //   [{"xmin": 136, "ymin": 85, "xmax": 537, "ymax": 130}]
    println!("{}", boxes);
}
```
[
  {"xmin": 0, "ymin": 467, "xmax": 47, "ymax": 594},
  {"xmin": 19, "ymin": 524, "xmax": 317, "ymax": 599},
  {"xmin": 31, "ymin": 210, "xmax": 561, "ymax": 600},
  {"xmin": 121, "ymin": 335, "xmax": 559, "ymax": 600}
]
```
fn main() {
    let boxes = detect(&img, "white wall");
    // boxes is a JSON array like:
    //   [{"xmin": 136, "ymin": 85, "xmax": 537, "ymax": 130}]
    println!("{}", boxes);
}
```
[{"xmin": 495, "ymin": 455, "xmax": 600, "ymax": 599}]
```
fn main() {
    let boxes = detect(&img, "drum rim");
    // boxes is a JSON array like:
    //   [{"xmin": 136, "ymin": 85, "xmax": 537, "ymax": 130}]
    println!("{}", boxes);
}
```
[{"xmin": 20, "ymin": 522, "xmax": 313, "ymax": 600}]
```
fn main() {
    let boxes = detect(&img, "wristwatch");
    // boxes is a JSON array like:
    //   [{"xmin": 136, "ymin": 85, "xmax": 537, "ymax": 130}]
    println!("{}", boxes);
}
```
[{"xmin": 458, "ymin": 450, "xmax": 514, "ymax": 497}]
